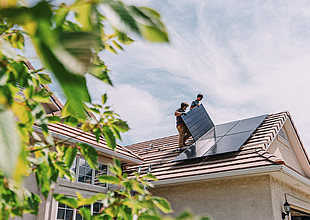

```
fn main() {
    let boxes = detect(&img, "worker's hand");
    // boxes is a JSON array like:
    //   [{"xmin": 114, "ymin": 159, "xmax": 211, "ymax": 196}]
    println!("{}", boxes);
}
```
[{"xmin": 183, "ymin": 112, "xmax": 187, "ymax": 115}]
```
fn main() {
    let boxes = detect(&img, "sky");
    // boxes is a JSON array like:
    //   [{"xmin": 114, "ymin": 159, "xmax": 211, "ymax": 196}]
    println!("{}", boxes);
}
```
[{"xmin": 43, "ymin": 0, "xmax": 310, "ymax": 152}]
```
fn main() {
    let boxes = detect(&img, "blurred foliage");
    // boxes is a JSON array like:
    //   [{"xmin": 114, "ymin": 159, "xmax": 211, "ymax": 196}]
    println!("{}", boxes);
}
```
[{"xmin": 0, "ymin": 0, "xmax": 208, "ymax": 219}]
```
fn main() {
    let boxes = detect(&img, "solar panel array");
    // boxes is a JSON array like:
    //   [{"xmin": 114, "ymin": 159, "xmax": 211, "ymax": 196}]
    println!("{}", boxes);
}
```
[
  {"xmin": 181, "ymin": 105, "xmax": 214, "ymax": 141},
  {"xmin": 174, "ymin": 105, "xmax": 267, "ymax": 161}
]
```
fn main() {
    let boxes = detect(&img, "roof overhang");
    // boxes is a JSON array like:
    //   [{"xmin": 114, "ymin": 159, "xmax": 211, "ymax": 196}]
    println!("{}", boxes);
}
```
[
  {"xmin": 33, "ymin": 126, "xmax": 143, "ymax": 164},
  {"xmin": 153, "ymin": 165, "xmax": 310, "ymax": 194}
]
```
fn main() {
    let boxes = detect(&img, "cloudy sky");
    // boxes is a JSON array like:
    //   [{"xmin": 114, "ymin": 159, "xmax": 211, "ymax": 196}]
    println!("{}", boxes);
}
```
[{"xmin": 46, "ymin": 0, "xmax": 310, "ymax": 152}]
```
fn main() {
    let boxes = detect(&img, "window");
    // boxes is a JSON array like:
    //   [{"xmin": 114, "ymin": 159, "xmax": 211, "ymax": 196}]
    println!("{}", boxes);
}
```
[
  {"xmin": 63, "ymin": 157, "xmax": 108, "ymax": 187},
  {"xmin": 57, "ymin": 202, "xmax": 103, "ymax": 220},
  {"xmin": 94, "ymin": 164, "xmax": 108, "ymax": 187},
  {"xmin": 75, "ymin": 205, "xmax": 91, "ymax": 220},
  {"xmin": 78, "ymin": 158, "xmax": 92, "ymax": 184},
  {"xmin": 57, "ymin": 203, "xmax": 74, "ymax": 220},
  {"xmin": 92, "ymin": 202, "xmax": 103, "ymax": 215}
]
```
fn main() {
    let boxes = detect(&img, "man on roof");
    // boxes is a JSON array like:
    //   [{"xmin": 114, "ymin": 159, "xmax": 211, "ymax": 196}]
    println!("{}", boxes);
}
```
[
  {"xmin": 190, "ymin": 94, "xmax": 203, "ymax": 110},
  {"xmin": 175, "ymin": 102, "xmax": 191, "ymax": 151}
]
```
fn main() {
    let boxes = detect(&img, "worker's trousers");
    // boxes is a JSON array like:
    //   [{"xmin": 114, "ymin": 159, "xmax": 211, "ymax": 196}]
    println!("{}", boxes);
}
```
[{"xmin": 177, "ymin": 125, "xmax": 191, "ymax": 148}]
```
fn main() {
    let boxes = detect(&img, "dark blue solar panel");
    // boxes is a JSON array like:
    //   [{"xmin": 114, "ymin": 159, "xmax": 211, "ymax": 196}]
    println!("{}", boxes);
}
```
[
  {"xmin": 181, "ymin": 105, "xmax": 214, "ymax": 141},
  {"xmin": 226, "ymin": 115, "xmax": 267, "ymax": 135},
  {"xmin": 174, "ymin": 113, "xmax": 267, "ymax": 162},
  {"xmin": 203, "ymin": 130, "xmax": 253, "ymax": 156}
]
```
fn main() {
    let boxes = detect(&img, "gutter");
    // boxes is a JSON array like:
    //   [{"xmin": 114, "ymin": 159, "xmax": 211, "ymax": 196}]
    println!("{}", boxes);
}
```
[
  {"xmin": 33, "ymin": 126, "xmax": 143, "ymax": 164},
  {"xmin": 153, "ymin": 165, "xmax": 283, "ymax": 187},
  {"xmin": 281, "ymin": 165, "xmax": 310, "ymax": 188}
]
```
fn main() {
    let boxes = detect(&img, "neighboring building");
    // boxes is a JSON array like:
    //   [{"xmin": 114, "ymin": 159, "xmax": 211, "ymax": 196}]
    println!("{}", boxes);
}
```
[{"xmin": 124, "ymin": 111, "xmax": 310, "ymax": 220}]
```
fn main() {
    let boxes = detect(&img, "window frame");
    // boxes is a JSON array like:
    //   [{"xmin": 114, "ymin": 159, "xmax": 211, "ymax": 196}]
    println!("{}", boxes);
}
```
[
  {"xmin": 64, "ymin": 156, "xmax": 109, "ymax": 188},
  {"xmin": 56, "ymin": 201, "xmax": 103, "ymax": 220}
]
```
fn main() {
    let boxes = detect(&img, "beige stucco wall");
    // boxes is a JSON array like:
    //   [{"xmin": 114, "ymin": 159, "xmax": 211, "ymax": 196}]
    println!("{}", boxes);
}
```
[
  {"xmin": 268, "ymin": 138, "xmax": 305, "ymax": 176},
  {"xmin": 151, "ymin": 175, "xmax": 275, "ymax": 220},
  {"xmin": 270, "ymin": 176, "xmax": 310, "ymax": 219}
]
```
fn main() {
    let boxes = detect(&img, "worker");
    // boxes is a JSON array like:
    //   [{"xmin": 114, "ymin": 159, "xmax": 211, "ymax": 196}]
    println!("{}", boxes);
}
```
[
  {"xmin": 175, "ymin": 102, "xmax": 191, "ymax": 151},
  {"xmin": 190, "ymin": 94, "xmax": 203, "ymax": 110}
]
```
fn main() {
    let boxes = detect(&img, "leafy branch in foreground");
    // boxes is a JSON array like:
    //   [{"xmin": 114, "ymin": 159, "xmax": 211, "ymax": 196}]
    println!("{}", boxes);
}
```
[{"xmin": 0, "ymin": 0, "xmax": 207, "ymax": 219}]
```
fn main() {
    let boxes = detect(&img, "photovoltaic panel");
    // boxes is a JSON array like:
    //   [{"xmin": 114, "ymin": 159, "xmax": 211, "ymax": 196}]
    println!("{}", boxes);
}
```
[
  {"xmin": 203, "ymin": 130, "xmax": 254, "ymax": 156},
  {"xmin": 226, "ymin": 115, "xmax": 267, "ymax": 135},
  {"xmin": 173, "ymin": 113, "xmax": 267, "ymax": 162},
  {"xmin": 181, "ymin": 104, "xmax": 214, "ymax": 141}
]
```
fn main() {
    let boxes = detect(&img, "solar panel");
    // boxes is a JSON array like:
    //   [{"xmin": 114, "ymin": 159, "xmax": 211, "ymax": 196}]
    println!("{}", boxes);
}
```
[
  {"xmin": 181, "ymin": 104, "xmax": 214, "ymax": 141},
  {"xmin": 173, "ymin": 113, "xmax": 267, "ymax": 162},
  {"xmin": 203, "ymin": 130, "xmax": 254, "ymax": 156}
]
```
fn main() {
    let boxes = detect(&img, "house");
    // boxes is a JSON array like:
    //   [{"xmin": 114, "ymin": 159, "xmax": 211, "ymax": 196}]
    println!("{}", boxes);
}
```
[
  {"xmin": 19, "ymin": 64, "xmax": 310, "ymax": 219},
  {"xmin": 124, "ymin": 111, "xmax": 310, "ymax": 220}
]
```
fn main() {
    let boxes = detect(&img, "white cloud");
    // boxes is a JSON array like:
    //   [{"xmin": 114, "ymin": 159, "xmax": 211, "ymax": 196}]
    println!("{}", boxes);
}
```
[{"xmin": 99, "ymin": 0, "xmax": 310, "ymax": 152}]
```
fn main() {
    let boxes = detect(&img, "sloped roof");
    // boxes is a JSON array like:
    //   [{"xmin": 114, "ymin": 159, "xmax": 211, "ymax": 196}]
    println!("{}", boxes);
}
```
[
  {"xmin": 124, "ymin": 112, "xmax": 304, "ymax": 181},
  {"xmin": 45, "ymin": 123, "xmax": 142, "ymax": 163}
]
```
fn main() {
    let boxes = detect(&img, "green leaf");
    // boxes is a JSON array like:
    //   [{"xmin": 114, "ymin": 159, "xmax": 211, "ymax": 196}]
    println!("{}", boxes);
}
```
[
  {"xmin": 37, "ymin": 41, "xmax": 91, "ymax": 119},
  {"xmin": 141, "ymin": 174, "xmax": 157, "ymax": 181},
  {"xmin": 76, "ymin": 192, "xmax": 106, "ymax": 207},
  {"xmin": 112, "ymin": 40, "xmax": 123, "ymax": 50},
  {"xmin": 47, "ymin": 116, "xmax": 61, "ymax": 123},
  {"xmin": 152, "ymin": 197, "xmax": 171, "ymax": 214},
  {"xmin": 37, "ymin": 73, "xmax": 51, "ymax": 84},
  {"xmin": 111, "ymin": 120, "xmax": 129, "ymax": 132},
  {"xmin": 176, "ymin": 211, "xmax": 193, "ymax": 220},
  {"xmin": 73, "ymin": 2, "xmax": 92, "ymax": 31},
  {"xmin": 78, "ymin": 143, "xmax": 98, "ymax": 169},
  {"xmin": 106, "ymin": 44, "xmax": 117, "ymax": 54},
  {"xmin": 140, "ymin": 25, "xmax": 168, "ymax": 42},
  {"xmin": 102, "ymin": 1, "xmax": 139, "ymax": 34},
  {"xmin": 139, "ymin": 215, "xmax": 161, "ymax": 220},
  {"xmin": 97, "ymin": 175, "xmax": 120, "ymax": 184},
  {"xmin": 102, "ymin": 93, "xmax": 108, "ymax": 105},
  {"xmin": 54, "ymin": 161, "xmax": 75, "ymax": 180},
  {"xmin": 117, "ymin": 31, "xmax": 134, "ymax": 45},
  {"xmin": 53, "ymin": 194, "xmax": 78, "ymax": 209},
  {"xmin": 63, "ymin": 116, "xmax": 79, "ymax": 127},
  {"xmin": 102, "ymin": 125, "xmax": 116, "ymax": 149},
  {"xmin": 64, "ymin": 147, "xmax": 77, "ymax": 168},
  {"xmin": 54, "ymin": 3, "xmax": 69, "ymax": 27},
  {"xmin": 78, "ymin": 207, "xmax": 92, "ymax": 220},
  {"xmin": 32, "ymin": 88, "xmax": 52, "ymax": 103},
  {"xmin": 0, "ymin": 108, "xmax": 21, "ymax": 177},
  {"xmin": 121, "ymin": 206, "xmax": 132, "ymax": 220}
]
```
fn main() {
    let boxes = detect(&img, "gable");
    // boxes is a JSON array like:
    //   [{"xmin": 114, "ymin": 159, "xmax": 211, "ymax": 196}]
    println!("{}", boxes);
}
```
[{"xmin": 266, "ymin": 115, "xmax": 310, "ymax": 177}]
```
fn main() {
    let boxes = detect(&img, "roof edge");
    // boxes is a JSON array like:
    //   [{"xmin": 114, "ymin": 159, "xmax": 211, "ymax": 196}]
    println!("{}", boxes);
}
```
[
  {"xmin": 153, "ymin": 165, "xmax": 283, "ymax": 187},
  {"xmin": 33, "ymin": 126, "xmax": 143, "ymax": 164}
]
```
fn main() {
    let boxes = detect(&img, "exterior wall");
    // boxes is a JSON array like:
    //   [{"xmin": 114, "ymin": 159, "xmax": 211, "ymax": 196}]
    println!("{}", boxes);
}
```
[
  {"xmin": 268, "ymin": 137, "xmax": 305, "ymax": 176},
  {"xmin": 151, "ymin": 175, "xmax": 274, "ymax": 220},
  {"xmin": 14, "ymin": 153, "xmax": 114, "ymax": 220},
  {"xmin": 270, "ymin": 176, "xmax": 310, "ymax": 219}
]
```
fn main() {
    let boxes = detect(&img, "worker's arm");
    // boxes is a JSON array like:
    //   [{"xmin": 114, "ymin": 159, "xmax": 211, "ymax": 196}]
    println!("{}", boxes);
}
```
[{"xmin": 175, "ymin": 110, "xmax": 185, "ymax": 116}]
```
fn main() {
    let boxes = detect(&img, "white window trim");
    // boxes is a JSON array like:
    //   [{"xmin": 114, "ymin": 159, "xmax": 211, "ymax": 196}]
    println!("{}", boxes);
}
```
[
  {"xmin": 56, "ymin": 201, "xmax": 102, "ymax": 220},
  {"xmin": 65, "ymin": 156, "xmax": 109, "ymax": 188}
]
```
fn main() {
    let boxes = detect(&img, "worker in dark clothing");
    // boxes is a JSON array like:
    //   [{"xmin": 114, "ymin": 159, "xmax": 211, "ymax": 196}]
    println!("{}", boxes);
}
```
[
  {"xmin": 175, "ymin": 102, "xmax": 191, "ymax": 150},
  {"xmin": 190, "ymin": 94, "xmax": 203, "ymax": 110}
]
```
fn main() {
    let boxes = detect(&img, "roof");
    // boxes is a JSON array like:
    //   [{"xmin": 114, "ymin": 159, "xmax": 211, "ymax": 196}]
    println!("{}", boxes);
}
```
[
  {"xmin": 34, "ymin": 123, "xmax": 143, "ymax": 164},
  {"xmin": 124, "ymin": 112, "xmax": 308, "ymax": 181}
]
